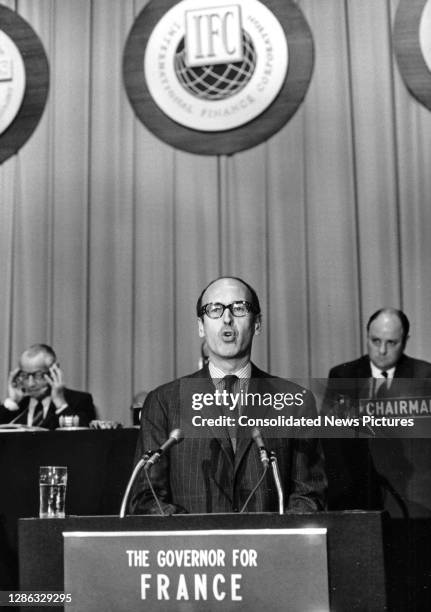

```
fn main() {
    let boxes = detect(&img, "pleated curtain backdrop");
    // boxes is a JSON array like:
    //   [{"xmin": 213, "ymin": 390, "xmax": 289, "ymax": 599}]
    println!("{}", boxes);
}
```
[{"xmin": 0, "ymin": 0, "xmax": 430, "ymax": 421}]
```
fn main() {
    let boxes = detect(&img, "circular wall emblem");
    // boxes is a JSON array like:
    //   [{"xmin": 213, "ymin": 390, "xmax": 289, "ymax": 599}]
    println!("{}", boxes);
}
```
[
  {"xmin": 393, "ymin": 0, "xmax": 431, "ymax": 112},
  {"xmin": 0, "ymin": 5, "xmax": 49, "ymax": 165},
  {"xmin": 144, "ymin": 0, "xmax": 288, "ymax": 132},
  {"xmin": 0, "ymin": 31, "xmax": 26, "ymax": 135},
  {"xmin": 124, "ymin": 0, "xmax": 313, "ymax": 155},
  {"xmin": 419, "ymin": 0, "xmax": 431, "ymax": 72}
]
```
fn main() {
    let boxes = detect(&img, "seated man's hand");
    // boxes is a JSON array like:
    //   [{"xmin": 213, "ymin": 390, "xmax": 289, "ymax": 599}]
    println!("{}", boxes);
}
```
[
  {"xmin": 45, "ymin": 363, "xmax": 67, "ymax": 410},
  {"xmin": 7, "ymin": 368, "xmax": 27, "ymax": 405}
]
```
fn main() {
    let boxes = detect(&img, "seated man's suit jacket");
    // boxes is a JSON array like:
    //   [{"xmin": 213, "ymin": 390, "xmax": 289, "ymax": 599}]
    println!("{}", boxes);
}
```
[
  {"xmin": 322, "ymin": 353, "xmax": 431, "ymax": 511},
  {"xmin": 325, "ymin": 353, "xmax": 431, "ymax": 400},
  {"xmin": 0, "ymin": 388, "xmax": 97, "ymax": 429},
  {"xmin": 130, "ymin": 364, "xmax": 327, "ymax": 515}
]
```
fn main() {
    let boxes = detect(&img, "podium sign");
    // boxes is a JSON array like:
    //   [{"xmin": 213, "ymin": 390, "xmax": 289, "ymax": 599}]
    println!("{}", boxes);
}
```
[{"xmin": 64, "ymin": 528, "xmax": 328, "ymax": 611}]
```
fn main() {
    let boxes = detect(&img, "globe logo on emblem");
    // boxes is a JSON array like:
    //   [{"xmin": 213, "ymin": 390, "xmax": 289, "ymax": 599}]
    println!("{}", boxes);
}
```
[{"xmin": 174, "ymin": 30, "xmax": 257, "ymax": 101}]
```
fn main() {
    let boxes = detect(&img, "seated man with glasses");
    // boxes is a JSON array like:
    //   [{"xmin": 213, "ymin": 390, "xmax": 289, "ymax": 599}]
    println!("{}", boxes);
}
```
[
  {"xmin": 0, "ymin": 344, "xmax": 97, "ymax": 429},
  {"xmin": 130, "ymin": 276, "xmax": 326, "ymax": 515}
]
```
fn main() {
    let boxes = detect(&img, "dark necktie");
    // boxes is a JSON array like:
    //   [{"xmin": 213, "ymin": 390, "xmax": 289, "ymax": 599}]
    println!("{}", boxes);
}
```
[
  {"xmin": 375, "ymin": 371, "xmax": 388, "ymax": 399},
  {"xmin": 223, "ymin": 375, "xmax": 239, "ymax": 451},
  {"xmin": 32, "ymin": 401, "xmax": 44, "ymax": 426}
]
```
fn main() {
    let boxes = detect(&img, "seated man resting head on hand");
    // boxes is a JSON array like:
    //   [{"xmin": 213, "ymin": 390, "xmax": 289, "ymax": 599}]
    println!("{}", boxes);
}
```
[{"xmin": 0, "ymin": 344, "xmax": 96, "ymax": 429}]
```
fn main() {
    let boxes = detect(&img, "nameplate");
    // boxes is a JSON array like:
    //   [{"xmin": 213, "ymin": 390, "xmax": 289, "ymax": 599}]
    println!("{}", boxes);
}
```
[
  {"xmin": 64, "ymin": 528, "xmax": 328, "ymax": 611},
  {"xmin": 359, "ymin": 396, "xmax": 431, "ymax": 416}
]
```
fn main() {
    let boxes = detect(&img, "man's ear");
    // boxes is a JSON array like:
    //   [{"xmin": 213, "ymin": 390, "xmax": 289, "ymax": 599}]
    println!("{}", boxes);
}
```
[
  {"xmin": 198, "ymin": 318, "xmax": 205, "ymax": 338},
  {"xmin": 254, "ymin": 314, "xmax": 262, "ymax": 335}
]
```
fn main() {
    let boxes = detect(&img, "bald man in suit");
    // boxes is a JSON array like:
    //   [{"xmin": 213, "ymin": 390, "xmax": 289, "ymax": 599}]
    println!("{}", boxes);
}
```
[
  {"xmin": 0, "ymin": 344, "xmax": 96, "ymax": 429},
  {"xmin": 323, "ymin": 308, "xmax": 431, "ymax": 512},
  {"xmin": 130, "ymin": 277, "xmax": 327, "ymax": 515}
]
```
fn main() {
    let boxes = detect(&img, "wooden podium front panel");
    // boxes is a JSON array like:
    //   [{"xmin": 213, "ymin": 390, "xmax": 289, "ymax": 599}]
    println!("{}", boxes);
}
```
[
  {"xmin": 19, "ymin": 512, "xmax": 387, "ymax": 611},
  {"xmin": 63, "ymin": 528, "xmax": 329, "ymax": 611}
]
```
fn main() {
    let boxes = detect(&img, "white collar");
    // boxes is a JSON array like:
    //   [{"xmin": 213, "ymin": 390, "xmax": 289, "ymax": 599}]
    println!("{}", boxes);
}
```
[
  {"xmin": 370, "ymin": 361, "xmax": 395, "ymax": 379},
  {"xmin": 208, "ymin": 361, "xmax": 251, "ymax": 381},
  {"xmin": 29, "ymin": 395, "xmax": 51, "ymax": 410}
]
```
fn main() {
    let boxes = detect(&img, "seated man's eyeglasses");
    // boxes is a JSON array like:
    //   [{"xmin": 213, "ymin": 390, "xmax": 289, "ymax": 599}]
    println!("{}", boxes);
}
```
[
  {"xmin": 199, "ymin": 301, "xmax": 256, "ymax": 319},
  {"xmin": 15, "ymin": 370, "xmax": 49, "ymax": 385}
]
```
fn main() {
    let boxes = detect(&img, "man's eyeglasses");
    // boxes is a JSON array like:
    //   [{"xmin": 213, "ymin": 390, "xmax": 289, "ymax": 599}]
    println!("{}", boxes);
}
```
[
  {"xmin": 199, "ymin": 301, "xmax": 256, "ymax": 319},
  {"xmin": 15, "ymin": 370, "xmax": 49, "ymax": 385}
]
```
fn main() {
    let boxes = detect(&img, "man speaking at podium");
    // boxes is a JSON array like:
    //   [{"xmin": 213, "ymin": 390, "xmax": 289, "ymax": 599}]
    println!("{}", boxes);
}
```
[{"xmin": 130, "ymin": 277, "xmax": 326, "ymax": 515}]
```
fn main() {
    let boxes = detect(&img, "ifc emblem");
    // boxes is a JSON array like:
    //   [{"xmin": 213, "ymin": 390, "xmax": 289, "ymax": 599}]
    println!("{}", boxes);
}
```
[{"xmin": 144, "ymin": 0, "xmax": 288, "ymax": 132}]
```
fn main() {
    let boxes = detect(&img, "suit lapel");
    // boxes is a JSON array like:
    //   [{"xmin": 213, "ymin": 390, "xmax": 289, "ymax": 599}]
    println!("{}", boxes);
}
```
[
  {"xmin": 391, "ymin": 355, "xmax": 418, "ymax": 397},
  {"xmin": 393, "ymin": 354, "xmax": 411, "ymax": 378},
  {"xmin": 234, "ymin": 366, "xmax": 270, "ymax": 472},
  {"xmin": 355, "ymin": 357, "xmax": 372, "ymax": 398},
  {"xmin": 190, "ymin": 368, "xmax": 234, "ymax": 465},
  {"xmin": 208, "ymin": 402, "xmax": 235, "ymax": 465},
  {"xmin": 40, "ymin": 403, "xmax": 56, "ymax": 429},
  {"xmin": 357, "ymin": 357, "xmax": 372, "ymax": 378},
  {"xmin": 234, "ymin": 436, "xmax": 253, "ymax": 471}
]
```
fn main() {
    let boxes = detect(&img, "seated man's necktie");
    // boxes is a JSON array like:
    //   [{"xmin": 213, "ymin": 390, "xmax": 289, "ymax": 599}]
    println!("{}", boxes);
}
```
[
  {"xmin": 32, "ymin": 401, "xmax": 44, "ymax": 426},
  {"xmin": 374, "ymin": 371, "xmax": 388, "ymax": 399}
]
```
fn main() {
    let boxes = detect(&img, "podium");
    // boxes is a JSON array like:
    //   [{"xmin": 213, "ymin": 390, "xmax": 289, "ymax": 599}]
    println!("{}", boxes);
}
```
[{"xmin": 19, "ymin": 512, "xmax": 387, "ymax": 610}]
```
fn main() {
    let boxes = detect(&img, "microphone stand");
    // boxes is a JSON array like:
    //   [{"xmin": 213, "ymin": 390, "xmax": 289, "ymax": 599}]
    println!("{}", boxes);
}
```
[
  {"xmin": 119, "ymin": 451, "xmax": 150, "ymax": 518},
  {"xmin": 270, "ymin": 451, "xmax": 284, "ymax": 515},
  {"xmin": 9, "ymin": 404, "xmax": 29, "ymax": 425}
]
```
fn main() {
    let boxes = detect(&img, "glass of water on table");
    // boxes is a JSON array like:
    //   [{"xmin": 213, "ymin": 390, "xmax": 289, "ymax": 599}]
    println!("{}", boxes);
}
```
[{"xmin": 39, "ymin": 466, "xmax": 68, "ymax": 518}]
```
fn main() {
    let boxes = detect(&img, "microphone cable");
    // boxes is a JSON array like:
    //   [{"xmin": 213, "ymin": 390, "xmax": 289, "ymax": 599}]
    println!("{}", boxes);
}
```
[
  {"xmin": 144, "ymin": 465, "xmax": 167, "ymax": 516},
  {"xmin": 239, "ymin": 462, "xmax": 269, "ymax": 513}
]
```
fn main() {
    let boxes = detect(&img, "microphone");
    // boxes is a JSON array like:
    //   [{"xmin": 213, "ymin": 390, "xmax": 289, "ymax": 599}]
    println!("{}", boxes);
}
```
[
  {"xmin": 119, "ymin": 430, "xmax": 183, "ymax": 517},
  {"xmin": 144, "ymin": 428, "xmax": 183, "ymax": 469},
  {"xmin": 251, "ymin": 427, "xmax": 270, "ymax": 468}
]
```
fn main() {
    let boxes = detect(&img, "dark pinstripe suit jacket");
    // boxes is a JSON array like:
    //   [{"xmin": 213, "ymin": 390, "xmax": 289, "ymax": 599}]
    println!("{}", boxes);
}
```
[
  {"xmin": 325, "ymin": 353, "xmax": 431, "ymax": 401},
  {"xmin": 130, "ymin": 364, "xmax": 327, "ymax": 514}
]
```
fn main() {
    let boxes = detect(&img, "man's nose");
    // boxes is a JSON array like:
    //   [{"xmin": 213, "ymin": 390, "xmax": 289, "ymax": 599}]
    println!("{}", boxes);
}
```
[
  {"xmin": 379, "ymin": 343, "xmax": 387, "ymax": 355},
  {"xmin": 222, "ymin": 307, "xmax": 233, "ymax": 323}
]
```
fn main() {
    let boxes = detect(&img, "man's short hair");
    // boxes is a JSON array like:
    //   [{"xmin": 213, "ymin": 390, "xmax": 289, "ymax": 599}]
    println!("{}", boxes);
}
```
[
  {"xmin": 23, "ymin": 344, "xmax": 57, "ymax": 362},
  {"xmin": 366, "ymin": 308, "xmax": 410, "ymax": 342},
  {"xmin": 196, "ymin": 276, "xmax": 261, "ymax": 318}
]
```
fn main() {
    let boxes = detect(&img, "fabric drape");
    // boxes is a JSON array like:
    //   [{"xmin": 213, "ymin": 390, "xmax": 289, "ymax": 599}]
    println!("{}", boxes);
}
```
[{"xmin": 0, "ymin": 0, "xmax": 430, "ymax": 424}]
